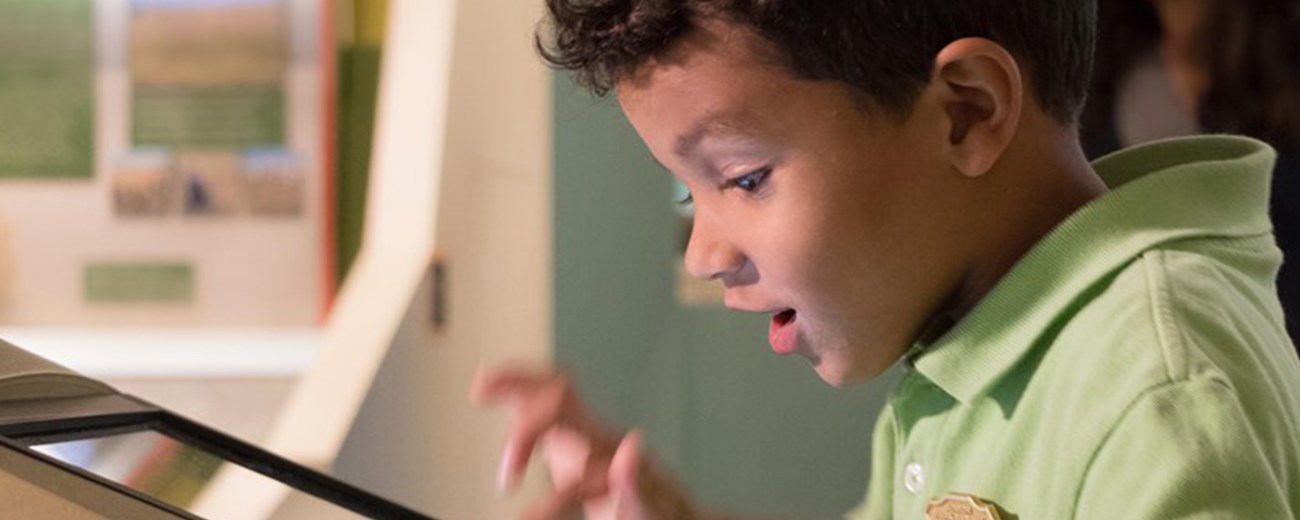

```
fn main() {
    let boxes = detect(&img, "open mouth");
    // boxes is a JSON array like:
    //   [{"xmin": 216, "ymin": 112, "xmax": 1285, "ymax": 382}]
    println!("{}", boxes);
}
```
[{"xmin": 769, "ymin": 309, "xmax": 798, "ymax": 355}]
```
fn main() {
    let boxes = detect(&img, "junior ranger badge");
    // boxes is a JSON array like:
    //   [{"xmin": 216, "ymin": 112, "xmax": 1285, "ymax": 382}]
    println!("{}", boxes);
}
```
[{"xmin": 924, "ymin": 493, "xmax": 1003, "ymax": 520}]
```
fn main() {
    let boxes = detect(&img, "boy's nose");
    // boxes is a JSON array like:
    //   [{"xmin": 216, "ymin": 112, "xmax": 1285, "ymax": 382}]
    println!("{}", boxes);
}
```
[{"xmin": 683, "ymin": 214, "xmax": 746, "ymax": 283}]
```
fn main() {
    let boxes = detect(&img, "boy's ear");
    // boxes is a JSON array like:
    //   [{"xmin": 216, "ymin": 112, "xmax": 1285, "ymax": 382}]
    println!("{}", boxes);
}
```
[{"xmin": 932, "ymin": 38, "xmax": 1023, "ymax": 178}]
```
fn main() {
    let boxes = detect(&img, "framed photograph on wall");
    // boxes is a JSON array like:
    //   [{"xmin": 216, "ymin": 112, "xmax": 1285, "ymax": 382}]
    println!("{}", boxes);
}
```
[{"xmin": 0, "ymin": 0, "xmax": 333, "ymax": 328}]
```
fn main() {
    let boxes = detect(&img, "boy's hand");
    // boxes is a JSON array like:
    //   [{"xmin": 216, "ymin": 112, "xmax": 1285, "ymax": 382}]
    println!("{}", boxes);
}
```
[{"xmin": 471, "ymin": 367, "xmax": 699, "ymax": 520}]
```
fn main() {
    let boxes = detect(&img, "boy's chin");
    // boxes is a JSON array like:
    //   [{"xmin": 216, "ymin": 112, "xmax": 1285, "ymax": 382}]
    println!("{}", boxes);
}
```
[
  {"xmin": 810, "ymin": 352, "xmax": 896, "ymax": 388},
  {"xmin": 811, "ymin": 359, "xmax": 868, "ymax": 388}
]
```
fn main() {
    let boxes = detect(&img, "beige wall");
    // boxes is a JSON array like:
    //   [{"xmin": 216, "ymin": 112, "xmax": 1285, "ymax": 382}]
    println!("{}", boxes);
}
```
[
  {"xmin": 328, "ymin": 0, "xmax": 554, "ymax": 518},
  {"xmin": 109, "ymin": 378, "xmax": 295, "ymax": 445}
]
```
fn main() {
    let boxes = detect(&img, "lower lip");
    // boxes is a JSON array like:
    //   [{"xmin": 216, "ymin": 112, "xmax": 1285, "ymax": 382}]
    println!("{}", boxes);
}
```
[{"xmin": 769, "ymin": 310, "xmax": 797, "ymax": 355}]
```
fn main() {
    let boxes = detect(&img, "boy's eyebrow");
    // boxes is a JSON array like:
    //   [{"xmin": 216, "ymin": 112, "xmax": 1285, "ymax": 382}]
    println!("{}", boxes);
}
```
[{"xmin": 673, "ymin": 111, "xmax": 760, "ymax": 157}]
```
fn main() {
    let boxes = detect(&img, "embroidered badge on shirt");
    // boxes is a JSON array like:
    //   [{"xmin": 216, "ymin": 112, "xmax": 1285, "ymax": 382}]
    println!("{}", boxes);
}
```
[{"xmin": 925, "ymin": 493, "xmax": 1003, "ymax": 520}]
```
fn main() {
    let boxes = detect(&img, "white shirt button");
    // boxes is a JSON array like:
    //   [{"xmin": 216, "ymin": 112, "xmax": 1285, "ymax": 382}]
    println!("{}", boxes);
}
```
[{"xmin": 903, "ymin": 462, "xmax": 925, "ymax": 494}]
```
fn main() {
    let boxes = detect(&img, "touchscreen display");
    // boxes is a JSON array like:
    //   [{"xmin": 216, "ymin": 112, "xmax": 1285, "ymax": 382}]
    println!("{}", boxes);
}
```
[{"xmin": 32, "ymin": 428, "xmax": 369, "ymax": 520}]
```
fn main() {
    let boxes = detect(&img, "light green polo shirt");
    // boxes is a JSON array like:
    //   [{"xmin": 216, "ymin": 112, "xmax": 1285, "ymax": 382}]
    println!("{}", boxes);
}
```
[{"xmin": 849, "ymin": 136, "xmax": 1300, "ymax": 519}]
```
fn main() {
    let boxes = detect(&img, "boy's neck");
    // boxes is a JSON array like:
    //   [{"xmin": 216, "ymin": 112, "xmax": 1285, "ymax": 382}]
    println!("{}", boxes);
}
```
[{"xmin": 944, "ymin": 122, "xmax": 1107, "ymax": 324}]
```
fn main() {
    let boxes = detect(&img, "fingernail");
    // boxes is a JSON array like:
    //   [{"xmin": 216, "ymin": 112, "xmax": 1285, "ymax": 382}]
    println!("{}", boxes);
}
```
[{"xmin": 496, "ymin": 445, "xmax": 514, "ymax": 494}]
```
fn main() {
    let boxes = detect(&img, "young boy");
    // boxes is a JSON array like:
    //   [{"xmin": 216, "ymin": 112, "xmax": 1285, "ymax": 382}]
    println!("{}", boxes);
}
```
[{"xmin": 472, "ymin": 1, "xmax": 1300, "ymax": 518}]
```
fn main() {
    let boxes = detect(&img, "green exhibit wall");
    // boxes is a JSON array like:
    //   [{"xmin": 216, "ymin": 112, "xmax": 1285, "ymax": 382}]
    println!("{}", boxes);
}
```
[
  {"xmin": 336, "ymin": 44, "xmax": 381, "ymax": 285},
  {"xmin": 334, "ymin": 0, "xmax": 387, "ymax": 285}
]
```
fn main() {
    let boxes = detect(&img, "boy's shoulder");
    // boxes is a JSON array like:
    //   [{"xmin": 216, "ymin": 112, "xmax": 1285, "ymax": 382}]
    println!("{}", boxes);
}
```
[
  {"xmin": 1043, "ymin": 233, "xmax": 1297, "ymax": 414},
  {"xmin": 927, "ymin": 236, "xmax": 1298, "ymax": 517},
  {"xmin": 1027, "ymin": 233, "xmax": 1300, "ymax": 498},
  {"xmin": 1012, "ymin": 136, "xmax": 1294, "ymax": 418},
  {"xmin": 862, "ymin": 137, "xmax": 1300, "ymax": 519},
  {"xmin": 1033, "ymin": 237, "xmax": 1300, "ymax": 517}
]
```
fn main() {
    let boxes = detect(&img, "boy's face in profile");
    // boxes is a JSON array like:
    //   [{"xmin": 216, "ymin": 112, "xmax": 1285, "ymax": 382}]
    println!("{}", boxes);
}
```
[{"xmin": 618, "ymin": 20, "xmax": 973, "ymax": 386}]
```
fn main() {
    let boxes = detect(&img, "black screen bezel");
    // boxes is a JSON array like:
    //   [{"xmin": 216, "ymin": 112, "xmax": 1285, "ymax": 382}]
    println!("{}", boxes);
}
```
[{"xmin": 0, "ymin": 393, "xmax": 436, "ymax": 520}]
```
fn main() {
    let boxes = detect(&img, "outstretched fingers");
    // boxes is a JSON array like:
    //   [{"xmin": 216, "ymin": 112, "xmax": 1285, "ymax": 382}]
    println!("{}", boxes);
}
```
[
  {"xmin": 473, "ymin": 367, "xmax": 604, "ymax": 492},
  {"xmin": 611, "ymin": 431, "xmax": 650, "ymax": 520},
  {"xmin": 471, "ymin": 366, "xmax": 555, "ymax": 406},
  {"xmin": 522, "ymin": 470, "xmax": 610, "ymax": 520}
]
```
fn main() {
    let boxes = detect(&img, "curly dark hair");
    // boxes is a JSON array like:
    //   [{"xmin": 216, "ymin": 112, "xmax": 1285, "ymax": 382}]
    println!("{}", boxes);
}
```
[
  {"xmin": 538, "ymin": 0, "xmax": 1097, "ymax": 123},
  {"xmin": 1083, "ymin": 0, "xmax": 1300, "ymax": 150}
]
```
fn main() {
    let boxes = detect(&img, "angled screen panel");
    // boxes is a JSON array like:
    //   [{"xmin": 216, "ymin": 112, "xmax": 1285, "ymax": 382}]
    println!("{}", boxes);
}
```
[{"xmin": 0, "ymin": 394, "xmax": 434, "ymax": 520}]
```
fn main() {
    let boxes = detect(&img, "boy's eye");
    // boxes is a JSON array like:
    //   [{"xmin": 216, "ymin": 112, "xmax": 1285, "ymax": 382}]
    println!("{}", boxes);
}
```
[
  {"xmin": 728, "ymin": 167, "xmax": 772, "ymax": 193},
  {"xmin": 673, "ymin": 180, "xmax": 694, "ymax": 207}
]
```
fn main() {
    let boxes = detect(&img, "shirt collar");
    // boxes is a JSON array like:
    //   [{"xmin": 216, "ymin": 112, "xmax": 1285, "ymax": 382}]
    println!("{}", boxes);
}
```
[{"xmin": 910, "ymin": 135, "xmax": 1277, "ymax": 403}]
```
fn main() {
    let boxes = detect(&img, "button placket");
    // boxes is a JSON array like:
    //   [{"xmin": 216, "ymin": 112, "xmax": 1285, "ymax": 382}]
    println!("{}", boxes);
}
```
[{"xmin": 891, "ymin": 369, "xmax": 953, "ymax": 516}]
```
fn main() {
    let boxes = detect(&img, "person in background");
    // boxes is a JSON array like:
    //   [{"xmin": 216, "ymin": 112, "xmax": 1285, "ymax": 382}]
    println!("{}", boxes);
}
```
[{"xmin": 1082, "ymin": 0, "xmax": 1300, "ymax": 341}]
